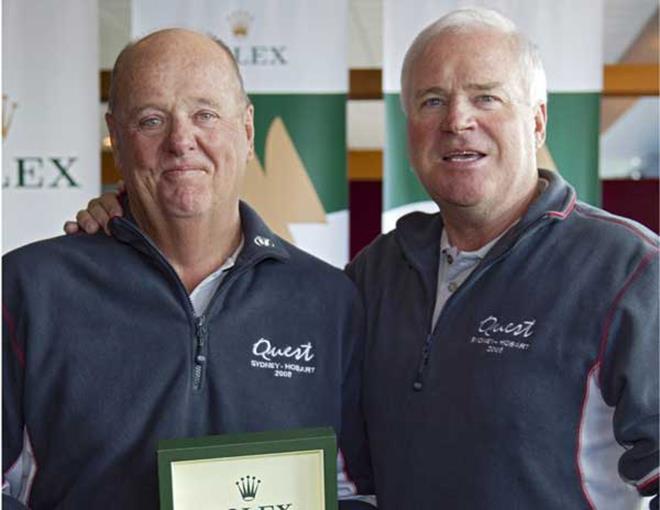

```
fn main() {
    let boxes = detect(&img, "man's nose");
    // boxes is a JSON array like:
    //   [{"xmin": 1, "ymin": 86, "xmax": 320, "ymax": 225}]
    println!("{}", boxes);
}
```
[
  {"xmin": 441, "ymin": 98, "xmax": 476, "ymax": 134},
  {"xmin": 166, "ymin": 117, "xmax": 197, "ymax": 155}
]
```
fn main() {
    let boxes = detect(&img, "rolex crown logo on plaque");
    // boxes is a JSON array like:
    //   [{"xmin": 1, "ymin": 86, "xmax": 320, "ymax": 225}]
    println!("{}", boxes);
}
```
[{"xmin": 236, "ymin": 475, "xmax": 261, "ymax": 501}]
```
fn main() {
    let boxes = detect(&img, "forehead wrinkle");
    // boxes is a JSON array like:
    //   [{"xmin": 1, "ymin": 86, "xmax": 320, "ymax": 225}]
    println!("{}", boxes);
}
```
[
  {"xmin": 112, "ymin": 30, "xmax": 245, "ymax": 114},
  {"xmin": 116, "ymin": 63, "xmax": 241, "ymax": 121}
]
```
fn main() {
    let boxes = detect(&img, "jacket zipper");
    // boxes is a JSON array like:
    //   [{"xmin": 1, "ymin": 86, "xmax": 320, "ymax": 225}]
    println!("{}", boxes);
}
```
[
  {"xmin": 192, "ymin": 315, "xmax": 208, "ymax": 391},
  {"xmin": 412, "ymin": 334, "xmax": 433, "ymax": 391},
  {"xmin": 188, "ymin": 258, "xmax": 271, "ymax": 392},
  {"xmin": 113, "ymin": 220, "xmax": 206, "ymax": 391}
]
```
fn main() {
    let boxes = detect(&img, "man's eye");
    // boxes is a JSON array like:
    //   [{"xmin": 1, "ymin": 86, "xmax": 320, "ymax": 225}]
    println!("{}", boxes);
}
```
[
  {"xmin": 195, "ymin": 111, "xmax": 219, "ymax": 123},
  {"xmin": 138, "ymin": 117, "xmax": 163, "ymax": 129},
  {"xmin": 421, "ymin": 97, "xmax": 444, "ymax": 108},
  {"xmin": 476, "ymin": 95, "xmax": 499, "ymax": 104}
]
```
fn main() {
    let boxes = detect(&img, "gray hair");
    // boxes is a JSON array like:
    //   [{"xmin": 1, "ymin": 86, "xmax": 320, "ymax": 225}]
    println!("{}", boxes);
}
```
[
  {"xmin": 400, "ymin": 7, "xmax": 547, "ymax": 114},
  {"xmin": 108, "ymin": 29, "xmax": 250, "ymax": 114}
]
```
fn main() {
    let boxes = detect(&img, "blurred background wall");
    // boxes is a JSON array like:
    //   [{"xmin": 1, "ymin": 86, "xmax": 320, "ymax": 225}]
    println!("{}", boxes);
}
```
[{"xmin": 3, "ymin": 0, "xmax": 658, "ymax": 262}]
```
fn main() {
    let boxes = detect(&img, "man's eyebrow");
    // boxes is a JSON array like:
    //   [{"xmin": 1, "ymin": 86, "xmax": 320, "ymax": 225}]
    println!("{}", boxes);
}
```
[
  {"xmin": 414, "ymin": 86, "xmax": 447, "ymax": 99},
  {"xmin": 193, "ymin": 98, "xmax": 222, "ymax": 109},
  {"xmin": 414, "ymin": 82, "xmax": 503, "ymax": 98},
  {"xmin": 125, "ymin": 104, "xmax": 162, "ymax": 119},
  {"xmin": 123, "ymin": 98, "xmax": 224, "ymax": 118},
  {"xmin": 466, "ymin": 82, "xmax": 503, "ymax": 91}
]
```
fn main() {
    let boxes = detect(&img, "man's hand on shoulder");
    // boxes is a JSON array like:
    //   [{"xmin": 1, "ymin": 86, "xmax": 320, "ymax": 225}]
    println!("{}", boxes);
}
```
[{"xmin": 63, "ymin": 182, "xmax": 125, "ymax": 236}]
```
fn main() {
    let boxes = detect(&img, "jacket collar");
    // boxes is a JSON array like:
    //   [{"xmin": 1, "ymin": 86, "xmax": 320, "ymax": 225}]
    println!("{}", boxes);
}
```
[
  {"xmin": 110, "ymin": 198, "xmax": 290, "ymax": 266},
  {"xmin": 394, "ymin": 169, "xmax": 576, "ymax": 275},
  {"xmin": 235, "ymin": 201, "xmax": 291, "ymax": 266},
  {"xmin": 485, "ymin": 168, "xmax": 576, "ymax": 261}
]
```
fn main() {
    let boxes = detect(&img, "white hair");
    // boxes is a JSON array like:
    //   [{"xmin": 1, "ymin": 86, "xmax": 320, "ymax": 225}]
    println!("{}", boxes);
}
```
[{"xmin": 400, "ymin": 7, "xmax": 547, "ymax": 114}]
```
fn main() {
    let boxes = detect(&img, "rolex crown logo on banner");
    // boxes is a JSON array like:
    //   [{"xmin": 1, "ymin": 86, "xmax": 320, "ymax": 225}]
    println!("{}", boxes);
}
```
[{"xmin": 227, "ymin": 10, "xmax": 253, "ymax": 39}]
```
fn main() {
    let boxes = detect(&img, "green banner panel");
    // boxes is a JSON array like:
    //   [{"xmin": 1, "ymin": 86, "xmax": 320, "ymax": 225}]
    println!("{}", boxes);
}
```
[
  {"xmin": 250, "ymin": 94, "xmax": 347, "ymax": 214},
  {"xmin": 546, "ymin": 92, "xmax": 601, "ymax": 206},
  {"xmin": 383, "ymin": 93, "xmax": 430, "ymax": 210}
]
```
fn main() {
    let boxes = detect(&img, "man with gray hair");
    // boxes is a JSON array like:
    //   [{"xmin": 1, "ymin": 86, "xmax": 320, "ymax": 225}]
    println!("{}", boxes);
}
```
[
  {"xmin": 65, "ymin": 7, "xmax": 658, "ymax": 509},
  {"xmin": 345, "ymin": 7, "xmax": 658, "ymax": 509}
]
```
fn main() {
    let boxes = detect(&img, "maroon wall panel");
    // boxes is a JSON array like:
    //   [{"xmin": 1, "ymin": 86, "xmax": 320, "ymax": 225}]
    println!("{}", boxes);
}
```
[
  {"xmin": 602, "ymin": 179, "xmax": 659, "ymax": 234},
  {"xmin": 349, "ymin": 181, "xmax": 382, "ymax": 259}
]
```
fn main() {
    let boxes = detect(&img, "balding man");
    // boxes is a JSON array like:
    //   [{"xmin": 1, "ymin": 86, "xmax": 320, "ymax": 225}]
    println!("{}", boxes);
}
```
[{"xmin": 3, "ymin": 29, "xmax": 373, "ymax": 509}]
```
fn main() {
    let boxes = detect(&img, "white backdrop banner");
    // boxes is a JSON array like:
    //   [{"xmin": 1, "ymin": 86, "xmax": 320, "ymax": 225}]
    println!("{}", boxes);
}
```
[
  {"xmin": 132, "ymin": 0, "xmax": 347, "ymax": 93},
  {"xmin": 383, "ymin": 0, "xmax": 602, "ymax": 94},
  {"xmin": 2, "ymin": 0, "xmax": 100, "ymax": 253}
]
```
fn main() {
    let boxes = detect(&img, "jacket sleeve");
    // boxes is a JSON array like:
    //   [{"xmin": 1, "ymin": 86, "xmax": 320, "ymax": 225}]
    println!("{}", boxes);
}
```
[
  {"xmin": 599, "ymin": 250, "xmax": 659, "ymax": 508},
  {"xmin": 2, "ymin": 494, "xmax": 29, "ymax": 510},
  {"xmin": 3, "ymin": 270, "xmax": 31, "ymax": 508},
  {"xmin": 337, "ymin": 286, "xmax": 376, "ymax": 506}
]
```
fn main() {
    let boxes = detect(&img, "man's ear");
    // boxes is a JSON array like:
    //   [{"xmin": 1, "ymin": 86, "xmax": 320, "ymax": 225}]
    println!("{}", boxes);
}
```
[
  {"xmin": 243, "ymin": 104, "xmax": 255, "ymax": 161},
  {"xmin": 534, "ymin": 102, "xmax": 548, "ymax": 149},
  {"xmin": 105, "ymin": 112, "xmax": 123, "ymax": 177}
]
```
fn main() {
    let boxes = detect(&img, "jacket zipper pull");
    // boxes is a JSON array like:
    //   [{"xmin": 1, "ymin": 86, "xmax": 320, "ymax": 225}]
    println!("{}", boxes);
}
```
[
  {"xmin": 192, "ymin": 316, "xmax": 208, "ymax": 391},
  {"xmin": 412, "ymin": 334, "xmax": 433, "ymax": 392}
]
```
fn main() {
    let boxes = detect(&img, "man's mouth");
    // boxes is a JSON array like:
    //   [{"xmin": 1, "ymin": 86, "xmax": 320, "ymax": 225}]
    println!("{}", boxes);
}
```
[
  {"xmin": 163, "ymin": 166, "xmax": 205, "ymax": 176},
  {"xmin": 442, "ymin": 150, "xmax": 485, "ymax": 162},
  {"xmin": 165, "ymin": 166, "xmax": 201, "ymax": 172}
]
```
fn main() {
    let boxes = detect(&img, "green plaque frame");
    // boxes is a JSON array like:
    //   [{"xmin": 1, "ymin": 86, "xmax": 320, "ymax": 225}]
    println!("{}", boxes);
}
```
[{"xmin": 158, "ymin": 427, "xmax": 337, "ymax": 510}]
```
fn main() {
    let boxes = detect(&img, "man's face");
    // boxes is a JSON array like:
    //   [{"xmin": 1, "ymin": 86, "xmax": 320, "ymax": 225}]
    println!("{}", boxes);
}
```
[
  {"xmin": 405, "ymin": 29, "xmax": 546, "ymax": 217},
  {"xmin": 107, "ymin": 31, "xmax": 254, "ymax": 222}
]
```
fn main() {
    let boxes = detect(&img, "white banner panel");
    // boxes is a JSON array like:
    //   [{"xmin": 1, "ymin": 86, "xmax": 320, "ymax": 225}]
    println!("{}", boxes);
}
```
[
  {"xmin": 132, "ymin": 0, "xmax": 347, "ymax": 93},
  {"xmin": 383, "ymin": 0, "xmax": 603, "ymax": 93},
  {"xmin": 2, "ymin": 0, "xmax": 100, "ymax": 253}
]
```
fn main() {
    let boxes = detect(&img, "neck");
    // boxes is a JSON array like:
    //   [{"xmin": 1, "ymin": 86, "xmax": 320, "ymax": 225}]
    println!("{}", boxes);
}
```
[
  {"xmin": 441, "ymin": 185, "xmax": 538, "ymax": 252},
  {"xmin": 442, "ymin": 209, "xmax": 518, "ymax": 252},
  {"xmin": 135, "ymin": 203, "xmax": 242, "ymax": 293}
]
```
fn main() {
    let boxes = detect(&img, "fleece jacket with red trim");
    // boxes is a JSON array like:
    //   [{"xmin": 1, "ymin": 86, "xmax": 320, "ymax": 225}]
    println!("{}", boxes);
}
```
[
  {"xmin": 2, "ymin": 202, "xmax": 372, "ymax": 510},
  {"xmin": 345, "ymin": 169, "xmax": 659, "ymax": 510}
]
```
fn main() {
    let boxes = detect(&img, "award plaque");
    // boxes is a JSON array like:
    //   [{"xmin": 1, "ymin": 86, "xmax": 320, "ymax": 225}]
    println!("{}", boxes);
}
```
[{"xmin": 157, "ymin": 427, "xmax": 337, "ymax": 510}]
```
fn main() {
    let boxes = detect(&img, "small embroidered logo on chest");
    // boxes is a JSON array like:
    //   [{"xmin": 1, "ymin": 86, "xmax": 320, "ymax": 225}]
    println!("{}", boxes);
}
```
[
  {"xmin": 248, "ymin": 337, "xmax": 317, "ymax": 378},
  {"xmin": 469, "ymin": 315, "xmax": 536, "ymax": 355},
  {"xmin": 254, "ymin": 236, "xmax": 274, "ymax": 248}
]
